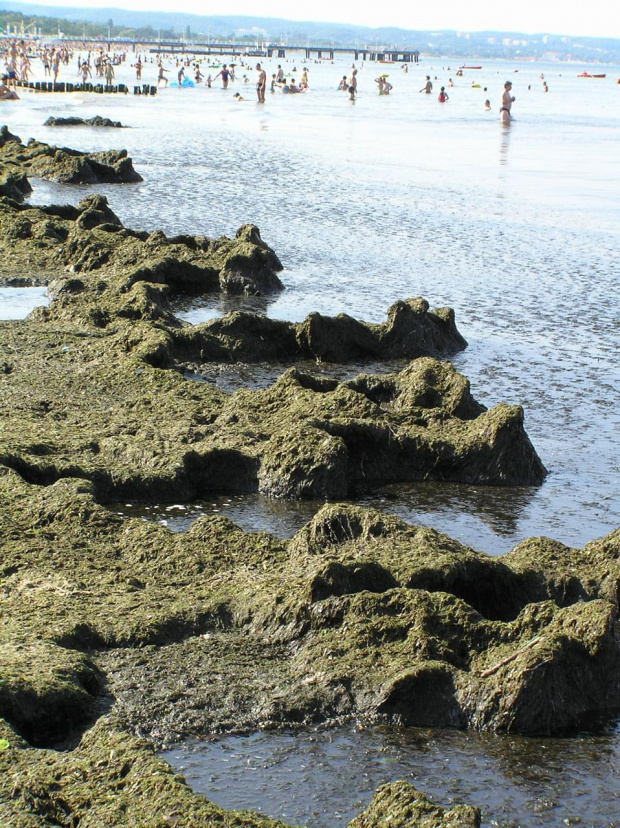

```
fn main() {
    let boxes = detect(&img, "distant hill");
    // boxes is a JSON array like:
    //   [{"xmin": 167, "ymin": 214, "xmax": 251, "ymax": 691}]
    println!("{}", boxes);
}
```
[{"xmin": 1, "ymin": 1, "xmax": 620, "ymax": 62}]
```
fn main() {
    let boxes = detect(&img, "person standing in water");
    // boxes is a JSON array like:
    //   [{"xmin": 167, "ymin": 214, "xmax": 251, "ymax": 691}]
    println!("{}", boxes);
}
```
[
  {"xmin": 348, "ymin": 68, "xmax": 358, "ymax": 95},
  {"xmin": 214, "ymin": 64, "xmax": 230, "ymax": 89},
  {"xmin": 420, "ymin": 76, "xmax": 432, "ymax": 93},
  {"xmin": 500, "ymin": 80, "xmax": 515, "ymax": 122},
  {"xmin": 256, "ymin": 63, "xmax": 266, "ymax": 102}
]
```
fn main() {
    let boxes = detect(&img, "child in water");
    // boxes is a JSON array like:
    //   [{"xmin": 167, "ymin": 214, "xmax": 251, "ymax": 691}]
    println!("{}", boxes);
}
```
[{"xmin": 438, "ymin": 86, "xmax": 449, "ymax": 102}]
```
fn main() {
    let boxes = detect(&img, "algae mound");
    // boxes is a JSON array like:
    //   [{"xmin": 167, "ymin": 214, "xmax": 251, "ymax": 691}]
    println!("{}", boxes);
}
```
[
  {"xmin": 2, "ymin": 471, "xmax": 618, "ymax": 745},
  {"xmin": 0, "ymin": 193, "xmax": 284, "ymax": 296},
  {"xmin": 44, "ymin": 115, "xmax": 127, "ymax": 128},
  {"xmin": 175, "ymin": 296, "xmax": 467, "ymax": 364},
  {"xmin": 349, "ymin": 781, "xmax": 481, "ymax": 828},
  {"xmin": 0, "ymin": 125, "xmax": 141, "ymax": 187},
  {"xmin": 1, "ymin": 470, "xmax": 618, "ymax": 823}
]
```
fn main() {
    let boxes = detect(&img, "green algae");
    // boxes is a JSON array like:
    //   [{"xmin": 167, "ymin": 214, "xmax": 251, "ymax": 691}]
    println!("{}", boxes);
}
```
[
  {"xmin": 1, "ymin": 180, "xmax": 615, "ymax": 826},
  {"xmin": 349, "ymin": 780, "xmax": 481, "ymax": 828}
]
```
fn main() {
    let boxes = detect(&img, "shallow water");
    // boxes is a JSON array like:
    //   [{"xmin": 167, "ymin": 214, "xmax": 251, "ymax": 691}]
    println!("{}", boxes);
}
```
[
  {"xmin": 167, "ymin": 723, "xmax": 620, "ymax": 828},
  {"xmin": 5, "ymin": 52, "xmax": 620, "ymax": 823}
]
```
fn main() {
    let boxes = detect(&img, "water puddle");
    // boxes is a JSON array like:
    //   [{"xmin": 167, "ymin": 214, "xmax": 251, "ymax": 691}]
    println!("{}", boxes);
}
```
[
  {"xmin": 165, "ymin": 722, "xmax": 620, "ymax": 828},
  {"xmin": 110, "ymin": 479, "xmax": 540, "ymax": 556},
  {"xmin": 111, "ymin": 494, "xmax": 318, "ymax": 539},
  {"xmin": 183, "ymin": 357, "xmax": 408, "ymax": 393}
]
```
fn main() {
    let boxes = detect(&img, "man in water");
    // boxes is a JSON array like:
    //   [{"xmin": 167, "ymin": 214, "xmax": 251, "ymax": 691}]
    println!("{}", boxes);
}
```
[
  {"xmin": 348, "ymin": 68, "xmax": 358, "ymax": 95},
  {"xmin": 420, "ymin": 76, "xmax": 433, "ymax": 93},
  {"xmin": 256, "ymin": 63, "xmax": 266, "ymax": 103},
  {"xmin": 500, "ymin": 80, "xmax": 515, "ymax": 122},
  {"xmin": 276, "ymin": 65, "xmax": 284, "ymax": 83}
]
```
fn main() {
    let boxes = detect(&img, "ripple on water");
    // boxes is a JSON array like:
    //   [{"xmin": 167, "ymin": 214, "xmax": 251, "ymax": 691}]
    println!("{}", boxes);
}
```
[{"xmin": 164, "ymin": 723, "xmax": 620, "ymax": 828}]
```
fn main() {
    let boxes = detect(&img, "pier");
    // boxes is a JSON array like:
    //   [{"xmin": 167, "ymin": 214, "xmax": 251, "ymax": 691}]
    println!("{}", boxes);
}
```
[{"xmin": 146, "ymin": 41, "xmax": 420, "ymax": 63}]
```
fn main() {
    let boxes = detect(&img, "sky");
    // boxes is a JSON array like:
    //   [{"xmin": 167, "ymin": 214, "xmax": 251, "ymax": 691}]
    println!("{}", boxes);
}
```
[{"xmin": 12, "ymin": 0, "xmax": 620, "ymax": 39}]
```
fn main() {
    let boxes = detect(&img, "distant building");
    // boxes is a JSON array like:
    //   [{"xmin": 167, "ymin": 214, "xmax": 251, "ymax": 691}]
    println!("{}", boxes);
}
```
[{"xmin": 234, "ymin": 27, "xmax": 269, "ymax": 40}]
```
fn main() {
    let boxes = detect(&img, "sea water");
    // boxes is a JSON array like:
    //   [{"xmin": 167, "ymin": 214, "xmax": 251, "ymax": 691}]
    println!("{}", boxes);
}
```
[{"xmin": 3, "ymin": 53, "xmax": 620, "ymax": 825}]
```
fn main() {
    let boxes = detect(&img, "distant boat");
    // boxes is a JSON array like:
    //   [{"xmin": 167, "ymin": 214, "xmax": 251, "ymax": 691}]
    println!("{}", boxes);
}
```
[
  {"xmin": 460, "ymin": 65, "xmax": 482, "ymax": 69},
  {"xmin": 578, "ymin": 72, "xmax": 606, "ymax": 78}
]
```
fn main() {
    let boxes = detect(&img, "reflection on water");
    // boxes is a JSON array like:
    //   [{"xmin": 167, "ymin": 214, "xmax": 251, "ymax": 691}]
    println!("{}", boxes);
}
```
[
  {"xmin": 499, "ymin": 123, "xmax": 511, "ymax": 165},
  {"xmin": 174, "ymin": 292, "xmax": 277, "ymax": 324},
  {"xmin": 183, "ymin": 357, "xmax": 409, "ymax": 392},
  {"xmin": 165, "ymin": 723, "xmax": 620, "ymax": 828},
  {"xmin": 0, "ymin": 286, "xmax": 49, "ymax": 320}
]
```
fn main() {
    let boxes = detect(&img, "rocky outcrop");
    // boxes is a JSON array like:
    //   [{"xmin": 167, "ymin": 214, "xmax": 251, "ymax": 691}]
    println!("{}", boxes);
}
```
[
  {"xmin": 0, "ymin": 195, "xmax": 284, "ymax": 296},
  {"xmin": 0, "ymin": 126, "xmax": 32, "ymax": 202},
  {"xmin": 0, "ymin": 127, "xmax": 141, "ymax": 183},
  {"xmin": 0, "ymin": 163, "xmax": 31, "ymax": 202},
  {"xmin": 0, "ymin": 313, "xmax": 546, "ymax": 500},
  {"xmin": 1, "ymin": 474, "xmax": 618, "ymax": 749},
  {"xmin": 2, "ymin": 464, "xmax": 617, "ymax": 823},
  {"xmin": 44, "ymin": 115, "xmax": 127, "ymax": 128},
  {"xmin": 175, "ymin": 297, "xmax": 467, "ymax": 364}
]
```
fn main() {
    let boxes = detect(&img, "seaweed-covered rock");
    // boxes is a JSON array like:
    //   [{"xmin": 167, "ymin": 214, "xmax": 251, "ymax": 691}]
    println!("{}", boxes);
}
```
[
  {"xmin": 348, "ymin": 781, "xmax": 481, "ymax": 828},
  {"xmin": 0, "ymin": 312, "xmax": 546, "ymax": 500},
  {"xmin": 175, "ymin": 297, "xmax": 467, "ymax": 364},
  {"xmin": 0, "ymin": 163, "xmax": 31, "ymax": 201},
  {"xmin": 0, "ymin": 641, "xmax": 103, "ymax": 746},
  {"xmin": 0, "ymin": 126, "xmax": 33, "ymax": 202},
  {"xmin": 2, "ymin": 469, "xmax": 619, "ymax": 744},
  {"xmin": 44, "ymin": 115, "xmax": 127, "ymax": 128},
  {"xmin": 0, "ymin": 195, "xmax": 284, "ymax": 297},
  {"xmin": 0, "ymin": 130, "xmax": 142, "ymax": 183}
]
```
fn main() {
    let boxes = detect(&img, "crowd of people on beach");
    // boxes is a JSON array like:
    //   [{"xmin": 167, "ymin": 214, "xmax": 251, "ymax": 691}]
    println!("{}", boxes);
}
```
[
  {"xmin": 0, "ymin": 38, "xmax": 131, "ymax": 95},
  {"xmin": 2, "ymin": 35, "xmax": 571, "ymax": 120}
]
